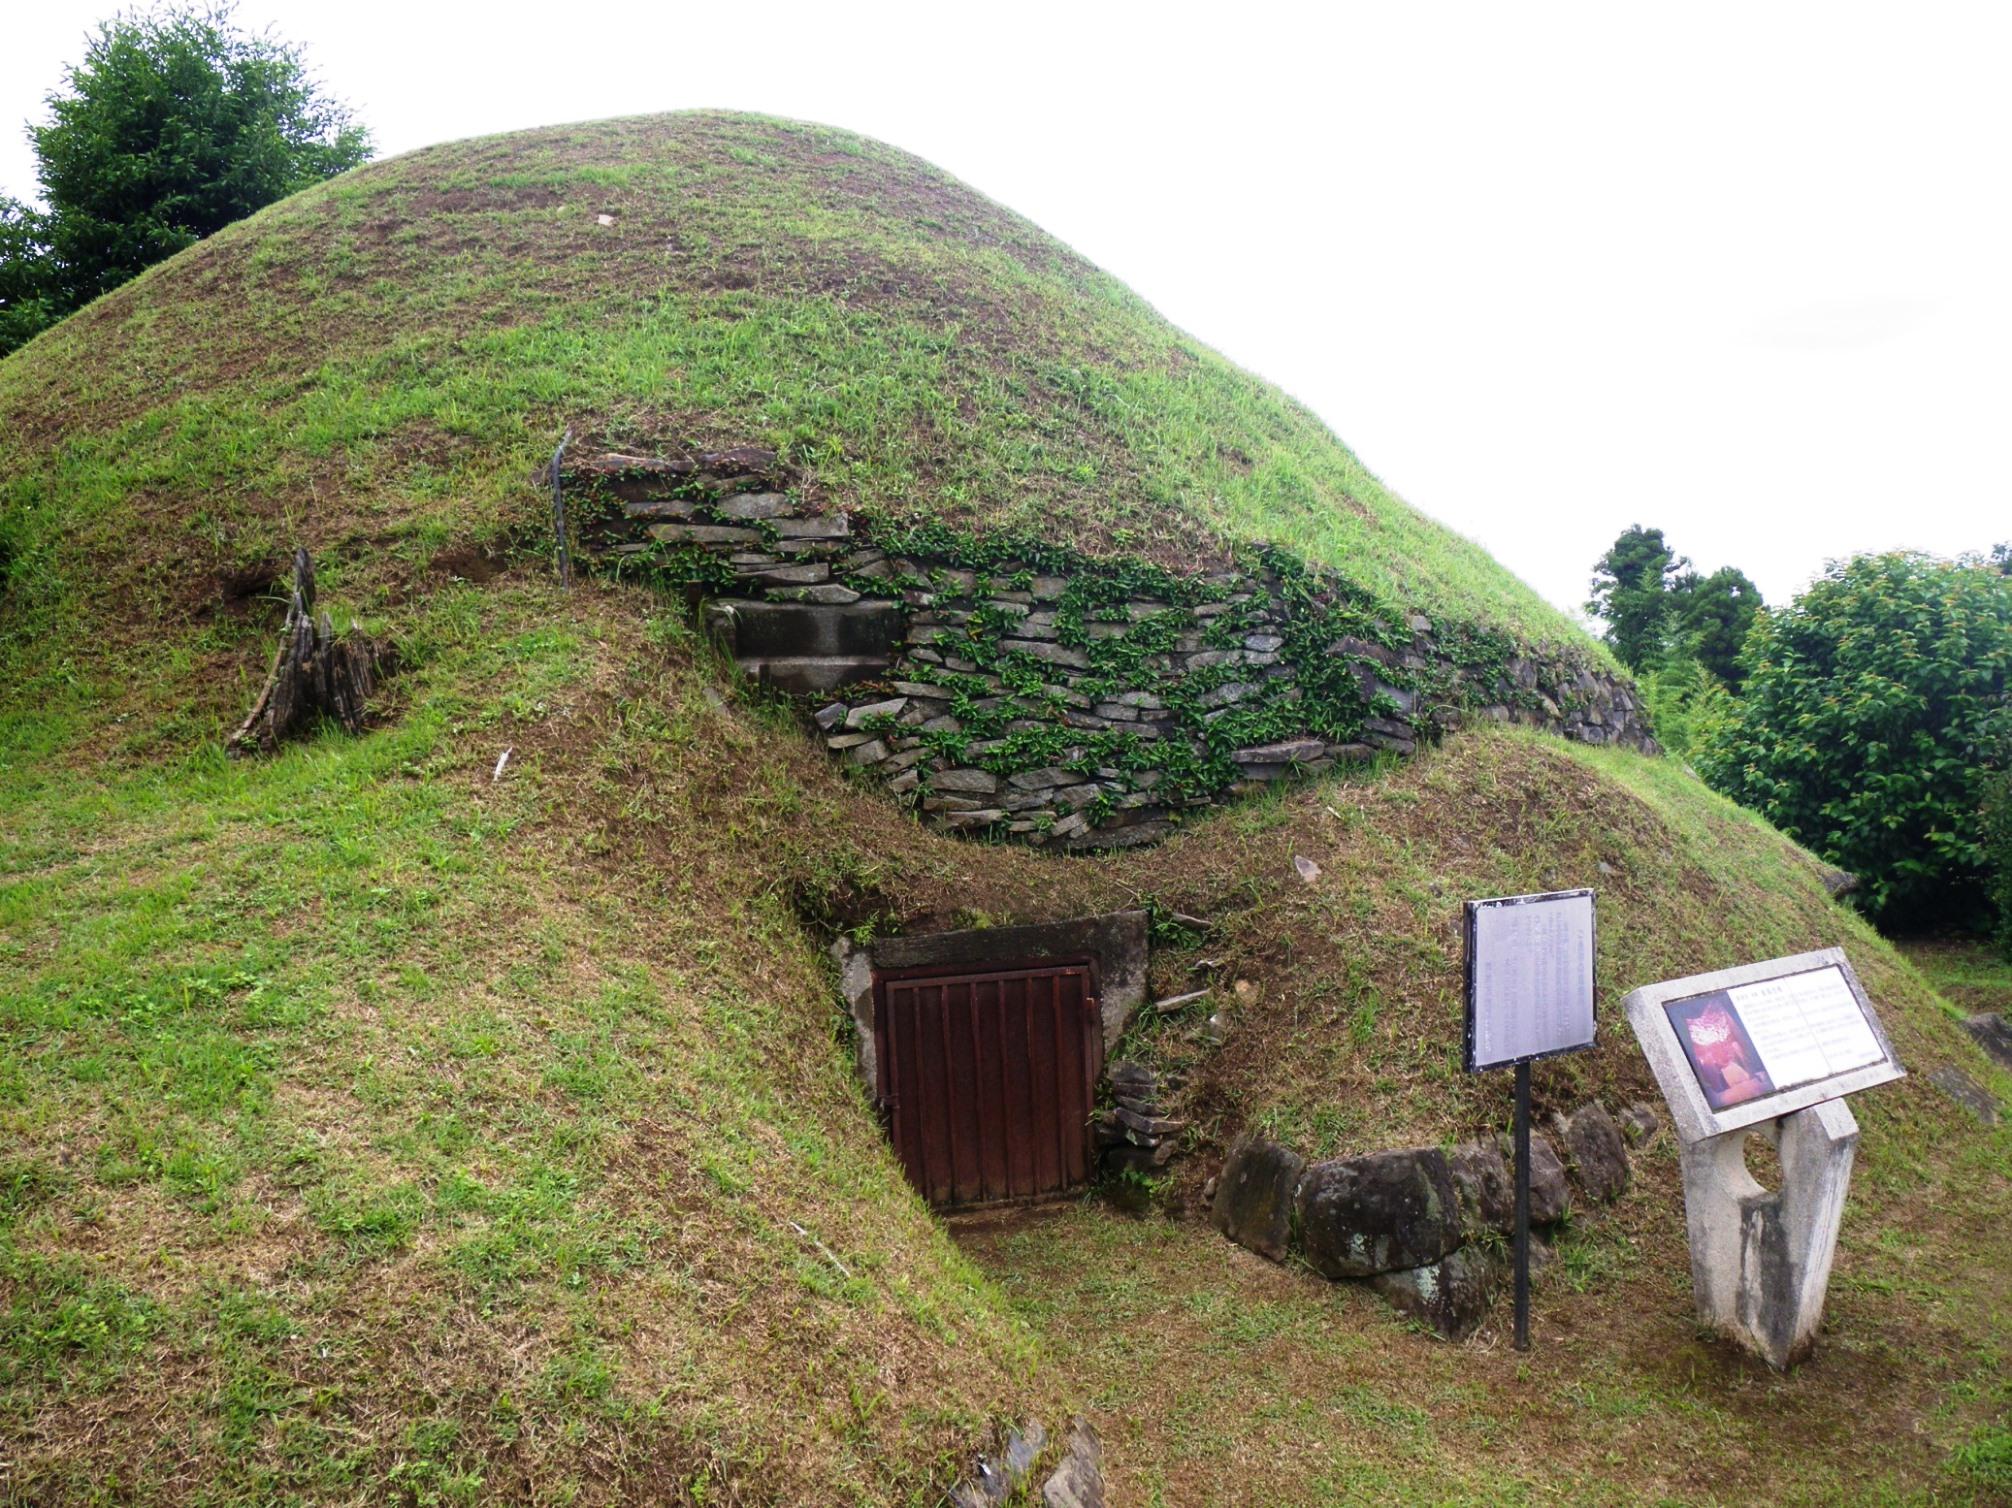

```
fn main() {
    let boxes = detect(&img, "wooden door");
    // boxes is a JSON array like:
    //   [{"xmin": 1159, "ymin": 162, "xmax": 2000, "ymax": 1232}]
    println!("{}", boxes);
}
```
[{"xmin": 873, "ymin": 962, "xmax": 1102, "ymax": 1207}]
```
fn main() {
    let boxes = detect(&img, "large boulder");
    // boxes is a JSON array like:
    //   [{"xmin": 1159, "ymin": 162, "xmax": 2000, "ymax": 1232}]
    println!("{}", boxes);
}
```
[
  {"xmin": 1210, "ymin": 1137, "xmax": 1305, "ymax": 1261},
  {"xmin": 1529, "ymin": 1133, "xmax": 1571, "ymax": 1223},
  {"xmin": 1371, "ymin": 1246, "xmax": 1494, "ymax": 1341},
  {"xmin": 1295, "ymin": 1147, "xmax": 1461, "ymax": 1279},
  {"xmin": 1929, "ymin": 1065, "xmax": 2001, "ymax": 1125},
  {"xmin": 1554, "ymin": 1102, "xmax": 1630, "ymax": 1203},
  {"xmin": 1493, "ymin": 1132, "xmax": 1572, "ymax": 1224},
  {"xmin": 1449, "ymin": 1139, "xmax": 1514, "ymax": 1237}
]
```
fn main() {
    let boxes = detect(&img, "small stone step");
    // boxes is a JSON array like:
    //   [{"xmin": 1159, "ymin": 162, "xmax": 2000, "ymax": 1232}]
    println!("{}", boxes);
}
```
[{"xmin": 741, "ymin": 656, "xmax": 894, "ymax": 693}]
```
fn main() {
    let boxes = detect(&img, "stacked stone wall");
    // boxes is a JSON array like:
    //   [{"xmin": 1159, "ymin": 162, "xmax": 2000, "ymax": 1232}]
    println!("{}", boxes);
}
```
[{"xmin": 566, "ymin": 448, "xmax": 1658, "ymax": 850}]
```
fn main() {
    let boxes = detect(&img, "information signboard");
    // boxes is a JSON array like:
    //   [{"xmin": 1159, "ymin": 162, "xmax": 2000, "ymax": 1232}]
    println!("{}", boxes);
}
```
[
  {"xmin": 1626, "ymin": 948, "xmax": 1903, "ymax": 1144},
  {"xmin": 1464, "ymin": 889, "xmax": 1597, "ymax": 1071},
  {"xmin": 1461, "ymin": 887, "xmax": 1598, "ymax": 1352}
]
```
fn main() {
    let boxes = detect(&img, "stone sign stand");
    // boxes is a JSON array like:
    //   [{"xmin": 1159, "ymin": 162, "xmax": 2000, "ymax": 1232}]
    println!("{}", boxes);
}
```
[
  {"xmin": 1625, "ymin": 948, "xmax": 1904, "ymax": 1370},
  {"xmin": 1676, "ymin": 1097, "xmax": 1857, "ymax": 1369}
]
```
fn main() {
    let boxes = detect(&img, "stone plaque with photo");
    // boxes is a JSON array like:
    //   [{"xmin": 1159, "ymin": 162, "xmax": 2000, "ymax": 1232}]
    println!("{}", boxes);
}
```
[{"xmin": 1626, "ymin": 948, "xmax": 1904, "ymax": 1143}]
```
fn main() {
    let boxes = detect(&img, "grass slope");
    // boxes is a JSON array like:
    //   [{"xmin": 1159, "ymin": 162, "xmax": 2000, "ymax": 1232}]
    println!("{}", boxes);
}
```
[
  {"xmin": 1, "ymin": 110, "xmax": 2006, "ymax": 1506},
  {"xmin": 0, "ymin": 109, "xmax": 1598, "ymax": 697},
  {"xmin": 1012, "ymin": 729, "xmax": 2012, "ymax": 1503},
  {"xmin": 0, "ymin": 583, "xmax": 1057, "ymax": 1504}
]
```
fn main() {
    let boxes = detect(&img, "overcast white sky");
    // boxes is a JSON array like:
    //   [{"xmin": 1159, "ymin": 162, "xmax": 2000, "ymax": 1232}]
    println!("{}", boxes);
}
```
[{"xmin": 5, "ymin": 2, "xmax": 2007, "ymax": 618}]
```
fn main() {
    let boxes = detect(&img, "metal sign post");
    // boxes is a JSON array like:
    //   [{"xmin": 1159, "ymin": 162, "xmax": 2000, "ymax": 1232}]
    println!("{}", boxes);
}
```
[
  {"xmin": 1463, "ymin": 888, "xmax": 1598, "ymax": 1352},
  {"xmin": 1512, "ymin": 1059, "xmax": 1532, "ymax": 1350}
]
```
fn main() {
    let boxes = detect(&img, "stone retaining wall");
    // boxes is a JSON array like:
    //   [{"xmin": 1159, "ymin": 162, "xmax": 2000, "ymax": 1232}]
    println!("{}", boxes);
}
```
[{"xmin": 568, "ymin": 447, "xmax": 1657, "ymax": 850}]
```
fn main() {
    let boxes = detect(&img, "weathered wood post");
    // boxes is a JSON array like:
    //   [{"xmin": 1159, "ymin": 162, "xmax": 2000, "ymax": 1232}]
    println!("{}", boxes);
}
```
[{"xmin": 227, "ymin": 547, "xmax": 381, "ymax": 755}]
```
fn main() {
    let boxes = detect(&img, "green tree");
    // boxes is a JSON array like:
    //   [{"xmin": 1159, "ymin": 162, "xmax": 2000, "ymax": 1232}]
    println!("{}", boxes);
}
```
[
  {"xmin": 1671, "ymin": 564, "xmax": 1764, "ymax": 690},
  {"xmin": 0, "ymin": 4, "xmax": 370, "ymax": 356},
  {"xmin": 1697, "ymin": 551, "xmax": 2012, "ymax": 931},
  {"xmin": 1587, "ymin": 525, "xmax": 1687, "ymax": 671},
  {"xmin": 0, "ymin": 198, "xmax": 59, "ymax": 353}
]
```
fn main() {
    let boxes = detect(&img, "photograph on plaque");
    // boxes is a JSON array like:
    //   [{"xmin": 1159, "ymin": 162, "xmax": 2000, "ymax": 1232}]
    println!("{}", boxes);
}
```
[
  {"xmin": 1664, "ymin": 990, "xmax": 1774, "ymax": 1109},
  {"xmin": 1661, "ymin": 964, "xmax": 1888, "ymax": 1112}
]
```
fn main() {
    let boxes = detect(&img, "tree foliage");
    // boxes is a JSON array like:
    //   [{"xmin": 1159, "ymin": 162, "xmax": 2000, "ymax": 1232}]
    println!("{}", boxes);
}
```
[
  {"xmin": 1986, "ymin": 742, "xmax": 2012, "ymax": 959},
  {"xmin": 1587, "ymin": 525, "xmax": 1686, "ymax": 672},
  {"xmin": 0, "ymin": 198, "xmax": 60, "ymax": 354},
  {"xmin": 1672, "ymin": 564, "xmax": 1764, "ymax": 690},
  {"xmin": 1637, "ymin": 654, "xmax": 1735, "ymax": 762},
  {"xmin": 0, "ymin": 4, "xmax": 370, "ymax": 355},
  {"xmin": 1696, "ymin": 551, "xmax": 2012, "ymax": 930}
]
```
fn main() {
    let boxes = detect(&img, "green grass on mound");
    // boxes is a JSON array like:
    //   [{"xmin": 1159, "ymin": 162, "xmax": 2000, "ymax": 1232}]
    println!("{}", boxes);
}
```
[
  {"xmin": 0, "ymin": 110, "xmax": 1601, "ymax": 715},
  {"xmin": 1, "ymin": 558, "xmax": 2004, "ymax": 1502}
]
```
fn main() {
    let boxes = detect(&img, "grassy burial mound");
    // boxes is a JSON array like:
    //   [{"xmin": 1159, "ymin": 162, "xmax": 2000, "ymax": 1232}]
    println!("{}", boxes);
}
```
[{"xmin": 0, "ymin": 111, "xmax": 2007, "ymax": 1505}]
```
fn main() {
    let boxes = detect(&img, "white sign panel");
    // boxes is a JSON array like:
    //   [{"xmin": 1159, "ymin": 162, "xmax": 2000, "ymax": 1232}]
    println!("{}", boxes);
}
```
[
  {"xmin": 1464, "ymin": 889, "xmax": 1597, "ymax": 1071},
  {"xmin": 1625, "ymin": 948, "xmax": 1904, "ymax": 1143}
]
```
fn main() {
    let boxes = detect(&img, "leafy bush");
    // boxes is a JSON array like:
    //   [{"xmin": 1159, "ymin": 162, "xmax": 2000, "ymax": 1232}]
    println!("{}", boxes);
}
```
[
  {"xmin": 1985, "ymin": 749, "xmax": 2012, "ymax": 959},
  {"xmin": 1696, "ymin": 551, "xmax": 2012, "ymax": 931},
  {"xmin": 1638, "ymin": 655, "xmax": 1735, "ymax": 762}
]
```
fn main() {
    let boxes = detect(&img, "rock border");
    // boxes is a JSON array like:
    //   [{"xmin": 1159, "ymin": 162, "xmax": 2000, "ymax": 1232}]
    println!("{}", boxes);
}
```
[{"xmin": 1209, "ymin": 1100, "xmax": 1658, "ymax": 1338}]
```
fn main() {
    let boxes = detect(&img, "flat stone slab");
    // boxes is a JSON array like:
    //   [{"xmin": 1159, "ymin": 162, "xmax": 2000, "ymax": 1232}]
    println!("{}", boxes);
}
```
[
  {"xmin": 1965, "ymin": 1013, "xmax": 2012, "ymax": 1072},
  {"xmin": 576, "ymin": 451, "xmax": 692, "ymax": 475},
  {"xmin": 1929, "ymin": 1065, "xmax": 2001, "ymax": 1125},
  {"xmin": 772, "ymin": 514, "xmax": 851, "ymax": 538},
  {"xmin": 1296, "ymin": 1147, "xmax": 1461, "ymax": 1279},
  {"xmin": 736, "ymin": 562, "xmax": 830, "ymax": 586},
  {"xmin": 1000, "ymin": 639, "xmax": 1090, "ymax": 669},
  {"xmin": 1008, "ymin": 766, "xmax": 1086, "ymax": 791},
  {"xmin": 1232, "ymin": 737, "xmax": 1325, "ymax": 765},
  {"xmin": 844, "ymin": 697, "xmax": 908, "ymax": 728},
  {"xmin": 932, "ymin": 768, "xmax": 999, "ymax": 794},
  {"xmin": 1210, "ymin": 1138, "xmax": 1305, "ymax": 1262},
  {"xmin": 648, "ymin": 522, "xmax": 760, "ymax": 546},
  {"xmin": 713, "ymin": 491, "xmax": 792, "ymax": 519}
]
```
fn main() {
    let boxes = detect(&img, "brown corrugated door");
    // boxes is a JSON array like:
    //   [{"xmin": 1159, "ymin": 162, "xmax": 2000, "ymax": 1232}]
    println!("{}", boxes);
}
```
[{"xmin": 874, "ymin": 962, "xmax": 1103, "ymax": 1207}]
